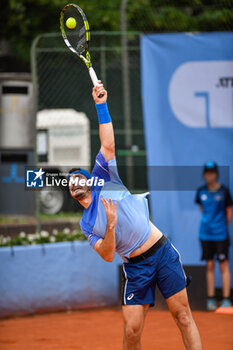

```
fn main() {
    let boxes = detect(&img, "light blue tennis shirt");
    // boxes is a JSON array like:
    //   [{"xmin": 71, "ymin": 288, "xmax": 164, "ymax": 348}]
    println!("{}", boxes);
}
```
[{"xmin": 80, "ymin": 151, "xmax": 151, "ymax": 259}]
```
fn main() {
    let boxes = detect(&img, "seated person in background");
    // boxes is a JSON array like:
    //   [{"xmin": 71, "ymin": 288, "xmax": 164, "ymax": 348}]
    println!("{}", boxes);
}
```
[{"xmin": 195, "ymin": 162, "xmax": 232, "ymax": 310}]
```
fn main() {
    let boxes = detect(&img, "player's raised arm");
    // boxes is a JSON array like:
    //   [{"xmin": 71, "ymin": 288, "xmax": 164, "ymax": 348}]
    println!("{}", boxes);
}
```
[{"xmin": 92, "ymin": 82, "xmax": 115, "ymax": 161}]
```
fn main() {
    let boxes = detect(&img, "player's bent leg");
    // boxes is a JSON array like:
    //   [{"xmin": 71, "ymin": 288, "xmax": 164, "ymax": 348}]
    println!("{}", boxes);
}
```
[
  {"xmin": 122, "ymin": 304, "xmax": 149, "ymax": 350},
  {"xmin": 166, "ymin": 288, "xmax": 202, "ymax": 350}
]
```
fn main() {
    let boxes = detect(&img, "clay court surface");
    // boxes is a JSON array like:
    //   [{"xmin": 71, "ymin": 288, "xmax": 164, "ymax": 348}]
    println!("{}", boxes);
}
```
[{"xmin": 0, "ymin": 308, "xmax": 232, "ymax": 350}]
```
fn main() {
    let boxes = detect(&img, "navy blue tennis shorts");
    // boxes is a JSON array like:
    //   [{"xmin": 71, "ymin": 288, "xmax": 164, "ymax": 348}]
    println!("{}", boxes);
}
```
[{"xmin": 121, "ymin": 236, "xmax": 188, "ymax": 307}]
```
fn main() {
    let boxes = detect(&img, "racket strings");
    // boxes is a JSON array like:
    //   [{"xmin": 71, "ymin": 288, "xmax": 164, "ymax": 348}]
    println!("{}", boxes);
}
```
[{"xmin": 63, "ymin": 7, "xmax": 88, "ymax": 55}]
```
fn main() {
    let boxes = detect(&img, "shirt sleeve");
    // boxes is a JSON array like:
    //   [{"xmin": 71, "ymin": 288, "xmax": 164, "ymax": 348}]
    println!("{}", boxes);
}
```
[
  {"xmin": 80, "ymin": 218, "xmax": 102, "ymax": 249},
  {"xmin": 91, "ymin": 151, "xmax": 111, "ymax": 181},
  {"xmin": 225, "ymin": 187, "xmax": 233, "ymax": 207},
  {"xmin": 195, "ymin": 189, "xmax": 201, "ymax": 205},
  {"xmin": 91, "ymin": 150, "xmax": 123, "ymax": 184}
]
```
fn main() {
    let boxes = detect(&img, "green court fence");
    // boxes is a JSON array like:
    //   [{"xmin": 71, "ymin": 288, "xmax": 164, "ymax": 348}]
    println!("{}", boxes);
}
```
[{"xmin": 31, "ymin": 32, "xmax": 147, "ymax": 192}]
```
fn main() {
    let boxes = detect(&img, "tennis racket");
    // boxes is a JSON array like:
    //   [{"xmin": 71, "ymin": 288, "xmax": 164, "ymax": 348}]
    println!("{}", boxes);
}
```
[{"xmin": 60, "ymin": 3, "xmax": 103, "ymax": 96}]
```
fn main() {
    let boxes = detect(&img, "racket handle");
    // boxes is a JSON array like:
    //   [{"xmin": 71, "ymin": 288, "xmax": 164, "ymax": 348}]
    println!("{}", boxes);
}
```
[
  {"xmin": 89, "ymin": 67, "xmax": 98, "ymax": 86},
  {"xmin": 89, "ymin": 67, "xmax": 104, "ymax": 98}
]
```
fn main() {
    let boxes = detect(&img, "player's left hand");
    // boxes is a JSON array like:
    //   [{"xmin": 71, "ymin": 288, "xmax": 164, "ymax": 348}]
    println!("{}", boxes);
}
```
[{"xmin": 92, "ymin": 81, "xmax": 107, "ymax": 104}]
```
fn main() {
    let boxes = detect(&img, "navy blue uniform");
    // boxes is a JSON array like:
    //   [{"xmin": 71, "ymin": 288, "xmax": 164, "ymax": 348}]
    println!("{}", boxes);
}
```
[{"xmin": 195, "ymin": 184, "xmax": 232, "ymax": 261}]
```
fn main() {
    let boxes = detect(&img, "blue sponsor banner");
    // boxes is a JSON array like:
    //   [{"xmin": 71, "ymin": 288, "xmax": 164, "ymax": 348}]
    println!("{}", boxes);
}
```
[{"xmin": 141, "ymin": 32, "xmax": 233, "ymax": 286}]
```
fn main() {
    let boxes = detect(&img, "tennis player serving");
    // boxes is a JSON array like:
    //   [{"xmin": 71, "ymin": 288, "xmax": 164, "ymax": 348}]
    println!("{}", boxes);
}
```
[{"xmin": 68, "ymin": 83, "xmax": 202, "ymax": 350}]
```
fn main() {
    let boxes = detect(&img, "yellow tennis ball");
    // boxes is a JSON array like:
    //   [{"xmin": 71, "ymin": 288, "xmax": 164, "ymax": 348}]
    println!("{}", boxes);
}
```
[{"xmin": 66, "ymin": 17, "xmax": 77, "ymax": 29}]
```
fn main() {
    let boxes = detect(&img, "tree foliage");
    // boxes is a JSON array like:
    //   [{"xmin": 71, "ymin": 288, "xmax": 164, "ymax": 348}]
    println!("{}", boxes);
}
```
[{"xmin": 0, "ymin": 0, "xmax": 232, "ymax": 64}]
